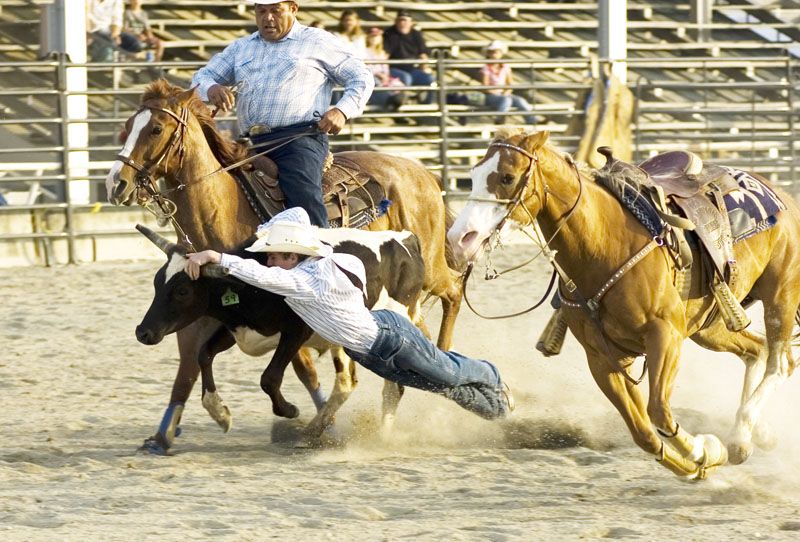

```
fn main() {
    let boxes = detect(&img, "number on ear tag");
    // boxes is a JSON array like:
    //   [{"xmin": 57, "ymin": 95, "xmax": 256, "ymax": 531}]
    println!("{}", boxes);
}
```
[{"xmin": 221, "ymin": 288, "xmax": 240, "ymax": 307}]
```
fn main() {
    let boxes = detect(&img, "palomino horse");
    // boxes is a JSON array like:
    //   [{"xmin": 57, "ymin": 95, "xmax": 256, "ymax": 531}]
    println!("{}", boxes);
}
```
[
  {"xmin": 105, "ymin": 80, "xmax": 462, "ymax": 453},
  {"xmin": 448, "ymin": 128, "xmax": 800, "ymax": 479}
]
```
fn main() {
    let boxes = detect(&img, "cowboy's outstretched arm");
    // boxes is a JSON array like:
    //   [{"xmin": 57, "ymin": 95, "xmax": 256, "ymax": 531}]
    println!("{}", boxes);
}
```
[{"xmin": 217, "ymin": 254, "xmax": 316, "ymax": 300}]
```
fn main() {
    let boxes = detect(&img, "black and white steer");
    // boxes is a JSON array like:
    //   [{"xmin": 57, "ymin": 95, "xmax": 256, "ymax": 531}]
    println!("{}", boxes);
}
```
[{"xmin": 135, "ymin": 225, "xmax": 426, "ymax": 438}]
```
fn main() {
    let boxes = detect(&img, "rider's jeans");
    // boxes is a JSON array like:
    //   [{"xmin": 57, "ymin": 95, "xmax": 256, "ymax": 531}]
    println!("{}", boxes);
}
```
[
  {"xmin": 251, "ymin": 127, "xmax": 329, "ymax": 228},
  {"xmin": 345, "ymin": 309, "xmax": 509, "ymax": 419}
]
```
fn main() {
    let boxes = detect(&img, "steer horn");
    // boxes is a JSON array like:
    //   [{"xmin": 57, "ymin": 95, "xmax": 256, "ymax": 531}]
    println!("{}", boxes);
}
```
[
  {"xmin": 136, "ymin": 224, "xmax": 179, "ymax": 254},
  {"xmin": 201, "ymin": 264, "xmax": 229, "ymax": 278}
]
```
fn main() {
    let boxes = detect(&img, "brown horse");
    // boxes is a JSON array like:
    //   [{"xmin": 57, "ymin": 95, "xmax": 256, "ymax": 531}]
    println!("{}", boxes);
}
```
[
  {"xmin": 105, "ymin": 80, "xmax": 462, "ymax": 453},
  {"xmin": 448, "ymin": 128, "xmax": 800, "ymax": 479}
]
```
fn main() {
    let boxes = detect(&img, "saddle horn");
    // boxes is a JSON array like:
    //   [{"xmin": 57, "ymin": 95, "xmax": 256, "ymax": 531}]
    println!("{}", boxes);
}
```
[{"xmin": 136, "ymin": 224, "xmax": 179, "ymax": 254}]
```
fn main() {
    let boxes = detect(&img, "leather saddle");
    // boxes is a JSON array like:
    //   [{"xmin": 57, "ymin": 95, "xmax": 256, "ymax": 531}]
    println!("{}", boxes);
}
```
[
  {"xmin": 597, "ymin": 147, "xmax": 739, "ymax": 279},
  {"xmin": 234, "ymin": 153, "xmax": 387, "ymax": 229}
]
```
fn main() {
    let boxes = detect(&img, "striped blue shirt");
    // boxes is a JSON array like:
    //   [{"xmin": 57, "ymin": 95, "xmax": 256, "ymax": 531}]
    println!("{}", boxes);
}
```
[{"xmin": 192, "ymin": 22, "xmax": 374, "ymax": 134}]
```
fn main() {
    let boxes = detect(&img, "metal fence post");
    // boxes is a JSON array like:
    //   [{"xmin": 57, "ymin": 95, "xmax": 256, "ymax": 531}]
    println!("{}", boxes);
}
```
[
  {"xmin": 56, "ymin": 52, "xmax": 76, "ymax": 264},
  {"xmin": 435, "ymin": 50, "xmax": 450, "ymax": 198},
  {"xmin": 787, "ymin": 57, "xmax": 796, "ymax": 187}
]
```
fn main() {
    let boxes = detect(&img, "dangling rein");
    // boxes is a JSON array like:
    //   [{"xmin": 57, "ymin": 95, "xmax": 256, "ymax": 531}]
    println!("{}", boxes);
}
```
[{"xmin": 461, "ymin": 141, "xmax": 656, "ymax": 385}]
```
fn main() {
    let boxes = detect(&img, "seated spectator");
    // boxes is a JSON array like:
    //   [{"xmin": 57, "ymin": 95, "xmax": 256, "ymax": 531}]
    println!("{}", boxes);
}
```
[
  {"xmin": 308, "ymin": 20, "xmax": 326, "ymax": 30},
  {"xmin": 382, "ymin": 9, "xmax": 435, "ymax": 104},
  {"xmin": 124, "ymin": 0, "xmax": 164, "ymax": 62},
  {"xmin": 86, "ymin": 0, "xmax": 142, "ymax": 62},
  {"xmin": 481, "ymin": 40, "xmax": 537, "ymax": 125},
  {"xmin": 332, "ymin": 9, "xmax": 366, "ymax": 58},
  {"xmin": 364, "ymin": 27, "xmax": 405, "ymax": 112}
]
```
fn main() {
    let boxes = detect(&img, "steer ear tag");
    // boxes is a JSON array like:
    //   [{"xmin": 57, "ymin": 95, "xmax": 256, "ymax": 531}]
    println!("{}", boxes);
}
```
[{"xmin": 221, "ymin": 288, "xmax": 240, "ymax": 307}]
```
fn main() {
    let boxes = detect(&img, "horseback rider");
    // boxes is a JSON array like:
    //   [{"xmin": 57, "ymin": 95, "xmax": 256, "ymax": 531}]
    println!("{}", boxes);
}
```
[
  {"xmin": 184, "ymin": 207, "xmax": 515, "ymax": 420},
  {"xmin": 192, "ymin": 0, "xmax": 374, "ymax": 228}
]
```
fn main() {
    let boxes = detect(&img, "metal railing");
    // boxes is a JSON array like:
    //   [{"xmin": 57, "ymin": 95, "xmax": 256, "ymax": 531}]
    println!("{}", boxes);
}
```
[{"xmin": 1, "ymin": 54, "xmax": 799, "ymax": 264}]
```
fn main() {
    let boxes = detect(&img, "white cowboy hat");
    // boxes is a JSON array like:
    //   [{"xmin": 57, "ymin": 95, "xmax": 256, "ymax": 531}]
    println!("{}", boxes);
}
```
[
  {"xmin": 251, "ymin": 0, "xmax": 298, "ymax": 5},
  {"xmin": 485, "ymin": 40, "xmax": 508, "ymax": 53},
  {"xmin": 246, "ymin": 220, "xmax": 332, "ymax": 258}
]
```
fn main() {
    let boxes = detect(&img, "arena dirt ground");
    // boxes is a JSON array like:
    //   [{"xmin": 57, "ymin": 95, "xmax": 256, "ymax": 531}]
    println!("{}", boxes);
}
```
[{"xmin": 2, "ymin": 245, "xmax": 799, "ymax": 541}]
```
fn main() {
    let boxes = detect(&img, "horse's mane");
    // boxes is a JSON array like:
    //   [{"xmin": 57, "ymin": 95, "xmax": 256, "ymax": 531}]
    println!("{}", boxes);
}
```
[{"xmin": 142, "ymin": 79, "xmax": 249, "ymax": 168}]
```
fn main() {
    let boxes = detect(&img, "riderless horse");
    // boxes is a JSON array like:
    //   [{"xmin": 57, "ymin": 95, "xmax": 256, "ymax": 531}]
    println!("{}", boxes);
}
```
[
  {"xmin": 448, "ymin": 128, "xmax": 800, "ymax": 479},
  {"xmin": 105, "ymin": 80, "xmax": 462, "ymax": 453}
]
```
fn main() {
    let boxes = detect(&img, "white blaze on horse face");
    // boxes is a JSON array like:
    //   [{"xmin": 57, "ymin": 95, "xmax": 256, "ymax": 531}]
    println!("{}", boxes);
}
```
[
  {"xmin": 105, "ymin": 109, "xmax": 152, "ymax": 202},
  {"xmin": 163, "ymin": 252, "xmax": 187, "ymax": 285},
  {"xmin": 447, "ymin": 152, "xmax": 509, "ymax": 263}
]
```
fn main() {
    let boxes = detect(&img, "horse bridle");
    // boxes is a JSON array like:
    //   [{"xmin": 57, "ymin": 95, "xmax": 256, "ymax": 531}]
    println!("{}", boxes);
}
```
[
  {"xmin": 116, "ymin": 103, "xmax": 317, "ymax": 250},
  {"xmin": 461, "ymin": 140, "xmax": 584, "ymax": 318},
  {"xmin": 462, "ymin": 140, "xmax": 649, "ymax": 385}
]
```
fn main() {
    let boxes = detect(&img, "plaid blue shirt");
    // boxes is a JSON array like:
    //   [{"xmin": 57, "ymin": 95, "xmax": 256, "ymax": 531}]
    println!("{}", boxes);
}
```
[{"xmin": 193, "ymin": 23, "xmax": 374, "ymax": 133}]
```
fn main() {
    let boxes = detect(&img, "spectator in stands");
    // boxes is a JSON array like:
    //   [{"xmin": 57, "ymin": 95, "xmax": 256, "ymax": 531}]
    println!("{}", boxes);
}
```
[
  {"xmin": 192, "ymin": 0, "xmax": 374, "ymax": 228},
  {"xmin": 308, "ymin": 20, "xmax": 325, "ymax": 30},
  {"xmin": 481, "ymin": 40, "xmax": 537, "ymax": 125},
  {"xmin": 382, "ymin": 9, "xmax": 435, "ymax": 104},
  {"xmin": 332, "ymin": 9, "xmax": 366, "ymax": 58},
  {"xmin": 124, "ymin": 0, "xmax": 164, "ymax": 63},
  {"xmin": 86, "ymin": 0, "xmax": 142, "ymax": 62},
  {"xmin": 364, "ymin": 27, "xmax": 405, "ymax": 112}
]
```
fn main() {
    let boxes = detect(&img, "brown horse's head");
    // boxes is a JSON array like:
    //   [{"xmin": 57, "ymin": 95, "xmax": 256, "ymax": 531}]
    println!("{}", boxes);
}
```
[
  {"xmin": 106, "ymin": 80, "xmax": 248, "ymax": 205},
  {"xmin": 448, "ymin": 128, "xmax": 551, "ymax": 264}
]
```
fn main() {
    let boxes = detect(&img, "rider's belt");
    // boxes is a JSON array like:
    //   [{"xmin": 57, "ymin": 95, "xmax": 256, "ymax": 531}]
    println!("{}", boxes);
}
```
[{"xmin": 245, "ymin": 124, "xmax": 271, "ymax": 137}]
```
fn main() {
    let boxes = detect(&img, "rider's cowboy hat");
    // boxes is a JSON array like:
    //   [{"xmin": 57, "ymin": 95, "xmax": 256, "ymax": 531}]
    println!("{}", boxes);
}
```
[
  {"xmin": 246, "ymin": 220, "xmax": 332, "ymax": 258},
  {"xmin": 251, "ymin": 0, "xmax": 299, "ymax": 5}
]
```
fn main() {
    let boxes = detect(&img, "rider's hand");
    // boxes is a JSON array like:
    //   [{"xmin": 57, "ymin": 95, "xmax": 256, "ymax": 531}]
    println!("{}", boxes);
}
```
[
  {"xmin": 185, "ymin": 250, "xmax": 222, "ymax": 280},
  {"xmin": 318, "ymin": 107, "xmax": 346, "ymax": 135},
  {"xmin": 207, "ymin": 84, "xmax": 236, "ymax": 112}
]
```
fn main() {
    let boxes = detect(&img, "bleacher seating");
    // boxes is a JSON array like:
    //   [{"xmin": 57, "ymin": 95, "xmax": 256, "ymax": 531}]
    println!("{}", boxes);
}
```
[{"xmin": 2, "ymin": 0, "xmax": 800, "ymax": 201}]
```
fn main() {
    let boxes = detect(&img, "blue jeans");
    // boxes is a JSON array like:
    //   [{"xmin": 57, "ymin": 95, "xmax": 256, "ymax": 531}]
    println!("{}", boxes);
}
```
[
  {"xmin": 484, "ymin": 93, "xmax": 537, "ymax": 125},
  {"xmin": 251, "ymin": 125, "xmax": 329, "ymax": 227},
  {"xmin": 345, "ymin": 310, "xmax": 508, "ymax": 419},
  {"xmin": 390, "ymin": 68, "xmax": 435, "ymax": 104}
]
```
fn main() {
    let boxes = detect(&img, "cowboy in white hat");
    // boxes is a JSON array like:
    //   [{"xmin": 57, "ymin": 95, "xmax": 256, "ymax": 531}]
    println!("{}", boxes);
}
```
[
  {"xmin": 185, "ymin": 207, "xmax": 514, "ymax": 419},
  {"xmin": 192, "ymin": 1, "xmax": 374, "ymax": 228}
]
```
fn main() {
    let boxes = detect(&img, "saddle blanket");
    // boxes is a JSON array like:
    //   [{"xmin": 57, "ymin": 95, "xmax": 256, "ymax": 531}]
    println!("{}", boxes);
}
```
[{"xmin": 720, "ymin": 167, "xmax": 786, "ymax": 242}]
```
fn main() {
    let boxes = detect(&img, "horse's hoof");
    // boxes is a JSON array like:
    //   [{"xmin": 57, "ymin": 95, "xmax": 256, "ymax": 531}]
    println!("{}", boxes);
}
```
[
  {"xmin": 139, "ymin": 435, "xmax": 172, "ymax": 456},
  {"xmin": 202, "ymin": 391, "xmax": 233, "ymax": 433},
  {"xmin": 304, "ymin": 421, "xmax": 326, "ymax": 439},
  {"xmin": 753, "ymin": 423, "xmax": 778, "ymax": 451},
  {"xmin": 273, "ymin": 402, "xmax": 300, "ymax": 419},
  {"xmin": 727, "ymin": 440, "xmax": 754, "ymax": 465}
]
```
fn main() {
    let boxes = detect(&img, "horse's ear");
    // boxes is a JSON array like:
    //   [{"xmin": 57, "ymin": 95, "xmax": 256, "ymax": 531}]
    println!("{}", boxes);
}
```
[
  {"xmin": 175, "ymin": 85, "xmax": 198, "ymax": 104},
  {"xmin": 522, "ymin": 130, "xmax": 550, "ymax": 151}
]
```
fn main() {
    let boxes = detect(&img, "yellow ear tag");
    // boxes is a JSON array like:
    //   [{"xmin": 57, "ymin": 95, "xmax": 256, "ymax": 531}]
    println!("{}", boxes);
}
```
[{"xmin": 221, "ymin": 288, "xmax": 240, "ymax": 307}]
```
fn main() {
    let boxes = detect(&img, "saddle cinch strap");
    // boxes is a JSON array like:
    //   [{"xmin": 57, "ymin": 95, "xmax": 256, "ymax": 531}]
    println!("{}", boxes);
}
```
[
  {"xmin": 234, "ymin": 153, "xmax": 387, "ymax": 229},
  {"xmin": 597, "ymin": 147, "xmax": 750, "ymax": 331}
]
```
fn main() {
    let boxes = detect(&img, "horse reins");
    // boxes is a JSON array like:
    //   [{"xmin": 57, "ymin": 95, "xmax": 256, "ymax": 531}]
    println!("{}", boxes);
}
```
[
  {"xmin": 462, "ymin": 140, "xmax": 651, "ymax": 385},
  {"xmin": 120, "ymin": 103, "xmax": 317, "ymax": 250},
  {"xmin": 461, "ymin": 141, "xmax": 583, "ymax": 319}
]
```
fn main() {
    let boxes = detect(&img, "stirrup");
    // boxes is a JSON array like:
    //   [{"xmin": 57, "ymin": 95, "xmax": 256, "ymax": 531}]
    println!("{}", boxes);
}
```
[
  {"xmin": 712, "ymin": 281, "xmax": 750, "ymax": 332},
  {"xmin": 536, "ymin": 308, "xmax": 568, "ymax": 357}
]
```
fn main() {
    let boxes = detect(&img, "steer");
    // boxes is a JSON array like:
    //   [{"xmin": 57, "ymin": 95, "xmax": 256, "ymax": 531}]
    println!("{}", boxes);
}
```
[{"xmin": 135, "ymin": 225, "xmax": 426, "ymax": 440}]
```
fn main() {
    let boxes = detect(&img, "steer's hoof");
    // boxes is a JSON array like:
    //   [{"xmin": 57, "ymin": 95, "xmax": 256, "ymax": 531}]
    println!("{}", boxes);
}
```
[
  {"xmin": 139, "ymin": 434, "xmax": 172, "ymax": 456},
  {"xmin": 727, "ymin": 440, "xmax": 753, "ymax": 465},
  {"xmin": 273, "ymin": 402, "xmax": 300, "ymax": 419}
]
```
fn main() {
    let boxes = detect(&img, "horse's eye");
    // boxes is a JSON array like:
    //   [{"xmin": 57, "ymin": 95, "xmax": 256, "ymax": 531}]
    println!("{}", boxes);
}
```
[
  {"xmin": 502, "ymin": 174, "xmax": 515, "ymax": 185},
  {"xmin": 152, "ymin": 125, "xmax": 163, "ymax": 135}
]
